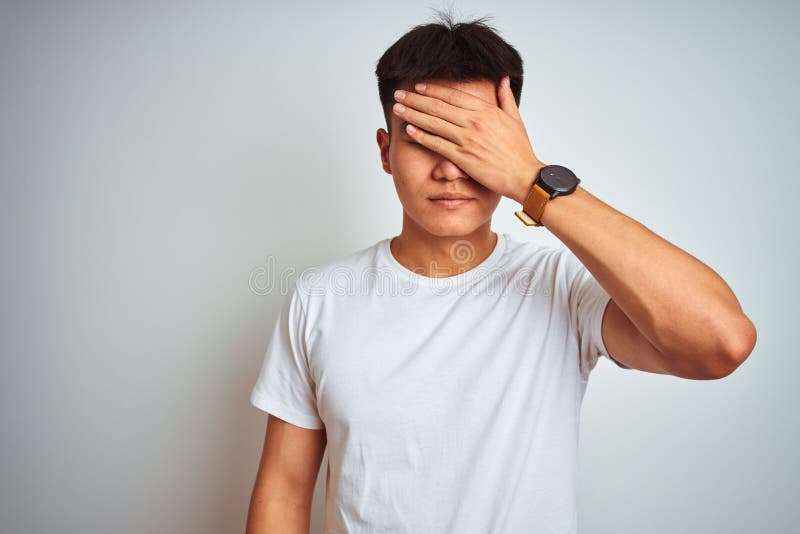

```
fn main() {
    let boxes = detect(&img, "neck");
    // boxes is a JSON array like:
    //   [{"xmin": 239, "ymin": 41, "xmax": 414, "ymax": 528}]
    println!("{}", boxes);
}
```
[{"xmin": 390, "ymin": 219, "xmax": 498, "ymax": 278}]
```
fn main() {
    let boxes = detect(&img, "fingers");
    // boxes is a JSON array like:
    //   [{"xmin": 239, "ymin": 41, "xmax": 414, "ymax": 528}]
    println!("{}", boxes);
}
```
[
  {"xmin": 402, "ymin": 121, "xmax": 461, "ymax": 163},
  {"xmin": 411, "ymin": 82, "xmax": 486, "ymax": 111},
  {"xmin": 393, "ymin": 99, "xmax": 463, "ymax": 144},
  {"xmin": 497, "ymin": 75, "xmax": 521, "ymax": 120},
  {"xmin": 394, "ymin": 89, "xmax": 471, "ymax": 129}
]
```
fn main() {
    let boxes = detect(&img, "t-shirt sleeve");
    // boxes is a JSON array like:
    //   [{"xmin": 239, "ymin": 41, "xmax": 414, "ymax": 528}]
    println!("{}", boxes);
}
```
[
  {"xmin": 250, "ymin": 281, "xmax": 325, "ymax": 430},
  {"xmin": 562, "ymin": 248, "xmax": 613, "ymax": 379}
]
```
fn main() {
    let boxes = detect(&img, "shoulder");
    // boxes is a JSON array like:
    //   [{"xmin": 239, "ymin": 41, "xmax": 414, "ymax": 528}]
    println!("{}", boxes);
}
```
[
  {"xmin": 497, "ymin": 236, "xmax": 592, "ymax": 299},
  {"xmin": 498, "ymin": 234, "xmax": 567, "ymax": 275},
  {"xmin": 295, "ymin": 239, "xmax": 385, "ymax": 301}
]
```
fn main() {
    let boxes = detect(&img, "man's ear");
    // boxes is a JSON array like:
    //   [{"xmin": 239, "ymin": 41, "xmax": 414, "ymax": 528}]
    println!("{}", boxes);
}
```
[{"xmin": 376, "ymin": 128, "xmax": 392, "ymax": 175}]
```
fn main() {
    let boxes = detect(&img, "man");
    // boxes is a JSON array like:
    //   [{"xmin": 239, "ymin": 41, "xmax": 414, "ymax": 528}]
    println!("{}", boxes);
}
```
[{"xmin": 246, "ymin": 13, "xmax": 756, "ymax": 534}]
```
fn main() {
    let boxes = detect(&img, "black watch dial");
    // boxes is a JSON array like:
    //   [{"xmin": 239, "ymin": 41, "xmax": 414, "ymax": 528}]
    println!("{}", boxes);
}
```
[{"xmin": 537, "ymin": 165, "xmax": 581, "ymax": 198}]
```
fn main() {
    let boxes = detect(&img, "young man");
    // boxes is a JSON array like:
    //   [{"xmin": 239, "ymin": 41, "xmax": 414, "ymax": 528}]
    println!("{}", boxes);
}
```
[{"xmin": 246, "ymin": 14, "xmax": 757, "ymax": 534}]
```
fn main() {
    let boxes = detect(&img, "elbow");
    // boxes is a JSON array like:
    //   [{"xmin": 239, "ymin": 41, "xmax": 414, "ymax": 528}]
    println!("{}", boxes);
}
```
[{"xmin": 708, "ymin": 314, "xmax": 758, "ymax": 380}]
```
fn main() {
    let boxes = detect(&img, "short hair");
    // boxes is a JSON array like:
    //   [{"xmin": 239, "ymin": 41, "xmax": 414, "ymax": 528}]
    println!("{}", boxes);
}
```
[{"xmin": 375, "ymin": 10, "xmax": 524, "ymax": 135}]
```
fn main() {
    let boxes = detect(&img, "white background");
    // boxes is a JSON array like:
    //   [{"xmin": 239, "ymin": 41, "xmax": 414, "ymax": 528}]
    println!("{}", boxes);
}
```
[{"xmin": 1, "ymin": 1, "xmax": 797, "ymax": 532}]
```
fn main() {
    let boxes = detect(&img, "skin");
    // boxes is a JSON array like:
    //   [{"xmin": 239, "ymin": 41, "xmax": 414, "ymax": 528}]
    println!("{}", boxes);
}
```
[
  {"xmin": 377, "ymin": 75, "xmax": 757, "ymax": 379},
  {"xmin": 246, "ymin": 415, "xmax": 326, "ymax": 534}
]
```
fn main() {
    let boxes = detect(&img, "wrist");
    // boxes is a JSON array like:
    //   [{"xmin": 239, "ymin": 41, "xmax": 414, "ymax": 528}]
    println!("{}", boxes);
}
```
[
  {"xmin": 538, "ymin": 183, "xmax": 586, "ymax": 227},
  {"xmin": 513, "ymin": 163, "xmax": 582, "ymax": 227},
  {"xmin": 512, "ymin": 161, "xmax": 546, "ymax": 204}
]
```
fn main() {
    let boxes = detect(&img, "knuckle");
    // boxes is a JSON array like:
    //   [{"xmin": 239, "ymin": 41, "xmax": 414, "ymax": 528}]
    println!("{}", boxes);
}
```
[{"xmin": 468, "ymin": 115, "xmax": 485, "ymax": 131}]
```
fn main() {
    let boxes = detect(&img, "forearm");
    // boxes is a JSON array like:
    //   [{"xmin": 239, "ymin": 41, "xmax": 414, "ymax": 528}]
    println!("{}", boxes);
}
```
[
  {"xmin": 246, "ymin": 493, "xmax": 311, "ymax": 534},
  {"xmin": 536, "ymin": 184, "xmax": 755, "ymax": 365}
]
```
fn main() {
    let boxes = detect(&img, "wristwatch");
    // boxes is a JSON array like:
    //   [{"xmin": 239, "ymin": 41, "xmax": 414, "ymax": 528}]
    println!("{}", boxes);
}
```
[{"xmin": 514, "ymin": 164, "xmax": 581, "ymax": 226}]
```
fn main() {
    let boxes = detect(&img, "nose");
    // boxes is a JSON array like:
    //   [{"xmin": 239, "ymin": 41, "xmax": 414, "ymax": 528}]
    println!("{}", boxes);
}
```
[{"xmin": 434, "ymin": 156, "xmax": 469, "ymax": 181}]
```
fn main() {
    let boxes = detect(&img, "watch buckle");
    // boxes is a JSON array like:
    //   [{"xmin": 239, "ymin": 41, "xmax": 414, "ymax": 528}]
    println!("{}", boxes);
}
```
[{"xmin": 514, "ymin": 209, "xmax": 542, "ymax": 226}]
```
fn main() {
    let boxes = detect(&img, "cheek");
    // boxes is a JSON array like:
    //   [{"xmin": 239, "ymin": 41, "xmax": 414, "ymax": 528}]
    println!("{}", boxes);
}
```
[
  {"xmin": 390, "ymin": 153, "xmax": 430, "ymax": 190},
  {"xmin": 393, "ymin": 176, "xmax": 425, "ymax": 205}
]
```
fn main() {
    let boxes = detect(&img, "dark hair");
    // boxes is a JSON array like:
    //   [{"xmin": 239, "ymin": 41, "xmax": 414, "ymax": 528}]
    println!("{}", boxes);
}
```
[{"xmin": 375, "ymin": 10, "xmax": 524, "ymax": 134}]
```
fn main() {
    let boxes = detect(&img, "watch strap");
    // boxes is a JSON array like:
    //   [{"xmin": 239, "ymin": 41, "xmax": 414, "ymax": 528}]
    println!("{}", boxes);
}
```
[{"xmin": 514, "ymin": 182, "xmax": 550, "ymax": 226}]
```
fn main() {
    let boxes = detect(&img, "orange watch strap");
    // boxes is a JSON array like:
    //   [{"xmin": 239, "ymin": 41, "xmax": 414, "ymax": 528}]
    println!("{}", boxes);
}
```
[{"xmin": 514, "ymin": 182, "xmax": 550, "ymax": 226}]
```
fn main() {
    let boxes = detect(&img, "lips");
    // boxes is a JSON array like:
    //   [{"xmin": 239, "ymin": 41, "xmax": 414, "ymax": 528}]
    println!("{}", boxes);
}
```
[
  {"xmin": 429, "ymin": 195, "xmax": 474, "ymax": 208},
  {"xmin": 429, "ymin": 193, "xmax": 475, "ymax": 200}
]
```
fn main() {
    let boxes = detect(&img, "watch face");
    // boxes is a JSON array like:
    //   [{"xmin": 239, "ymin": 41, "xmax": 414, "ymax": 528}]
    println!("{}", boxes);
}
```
[{"xmin": 539, "ymin": 165, "xmax": 580, "ymax": 196}]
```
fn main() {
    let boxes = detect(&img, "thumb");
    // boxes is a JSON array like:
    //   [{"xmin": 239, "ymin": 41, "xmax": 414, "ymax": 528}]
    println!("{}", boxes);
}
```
[{"xmin": 498, "ymin": 75, "xmax": 521, "ymax": 119}]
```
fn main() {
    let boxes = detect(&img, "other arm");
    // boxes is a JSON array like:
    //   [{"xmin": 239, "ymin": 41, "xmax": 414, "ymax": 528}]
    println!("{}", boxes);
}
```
[{"xmin": 246, "ymin": 414, "xmax": 327, "ymax": 534}]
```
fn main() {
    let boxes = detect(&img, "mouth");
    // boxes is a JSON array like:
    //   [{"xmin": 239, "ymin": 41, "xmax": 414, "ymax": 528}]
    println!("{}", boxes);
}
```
[
  {"xmin": 429, "ymin": 196, "xmax": 475, "ymax": 207},
  {"xmin": 429, "ymin": 192, "xmax": 475, "ymax": 200}
]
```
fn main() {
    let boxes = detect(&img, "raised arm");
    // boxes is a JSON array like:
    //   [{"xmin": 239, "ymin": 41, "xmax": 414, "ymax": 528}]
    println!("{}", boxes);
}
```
[
  {"xmin": 390, "ymin": 80, "xmax": 756, "ymax": 379},
  {"xmin": 533, "ymin": 184, "xmax": 756, "ymax": 379}
]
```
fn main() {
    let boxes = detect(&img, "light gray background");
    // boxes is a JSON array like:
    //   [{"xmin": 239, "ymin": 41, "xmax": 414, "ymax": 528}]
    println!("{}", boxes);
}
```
[{"xmin": 1, "ymin": 1, "xmax": 797, "ymax": 533}]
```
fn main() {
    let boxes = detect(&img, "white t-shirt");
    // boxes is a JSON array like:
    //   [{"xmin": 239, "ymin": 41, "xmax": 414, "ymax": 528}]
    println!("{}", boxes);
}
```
[{"xmin": 251, "ymin": 232, "xmax": 621, "ymax": 533}]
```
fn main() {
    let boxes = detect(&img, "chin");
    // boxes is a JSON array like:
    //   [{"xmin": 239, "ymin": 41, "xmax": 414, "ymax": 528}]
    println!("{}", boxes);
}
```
[
  {"xmin": 422, "ymin": 219, "xmax": 487, "ymax": 238},
  {"xmin": 403, "ymin": 202, "xmax": 495, "ymax": 238}
]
